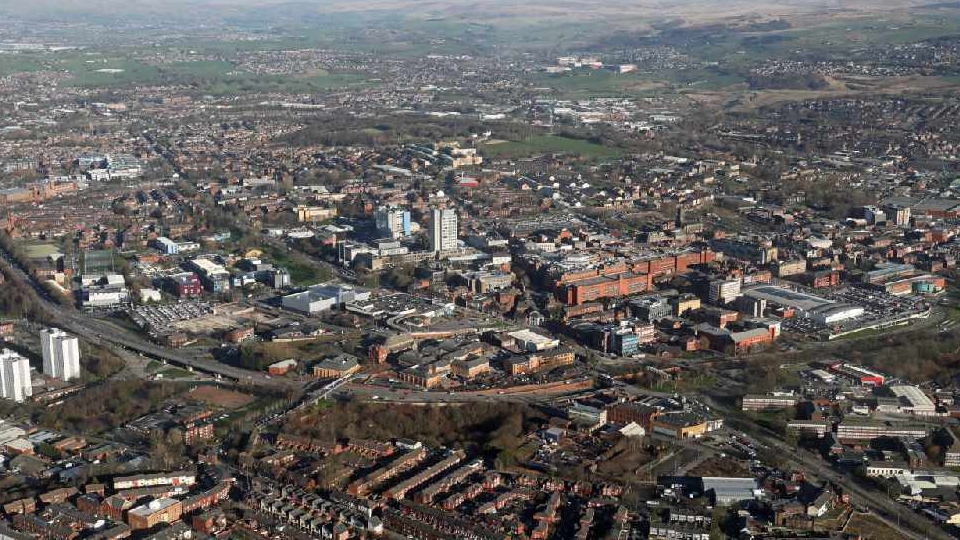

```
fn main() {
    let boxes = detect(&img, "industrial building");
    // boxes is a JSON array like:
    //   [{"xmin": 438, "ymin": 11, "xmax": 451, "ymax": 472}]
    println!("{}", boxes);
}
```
[
  {"xmin": 742, "ymin": 285, "xmax": 864, "ymax": 324},
  {"xmin": 282, "ymin": 283, "xmax": 371, "ymax": 314}
]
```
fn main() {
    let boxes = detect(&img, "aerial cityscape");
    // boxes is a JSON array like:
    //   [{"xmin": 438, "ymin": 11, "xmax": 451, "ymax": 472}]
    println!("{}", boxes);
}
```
[{"xmin": 1, "ymin": 0, "xmax": 960, "ymax": 538}]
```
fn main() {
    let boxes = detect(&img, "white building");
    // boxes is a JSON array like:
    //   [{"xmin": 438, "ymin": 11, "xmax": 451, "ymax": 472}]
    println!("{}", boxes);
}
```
[
  {"xmin": 890, "ymin": 385, "xmax": 937, "ymax": 416},
  {"xmin": 508, "ymin": 329, "xmax": 560, "ymax": 352},
  {"xmin": 154, "ymin": 237, "xmax": 179, "ymax": 255},
  {"xmin": 0, "ymin": 349, "xmax": 32, "ymax": 402},
  {"xmin": 281, "ymin": 283, "xmax": 371, "ymax": 314},
  {"xmin": 375, "ymin": 206, "xmax": 411, "ymax": 239},
  {"xmin": 709, "ymin": 279, "xmax": 742, "ymax": 305},
  {"xmin": 429, "ymin": 208, "xmax": 458, "ymax": 253},
  {"xmin": 40, "ymin": 328, "xmax": 81, "ymax": 381}
]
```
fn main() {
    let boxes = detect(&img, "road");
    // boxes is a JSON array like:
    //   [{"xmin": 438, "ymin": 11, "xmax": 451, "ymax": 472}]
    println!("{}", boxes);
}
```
[
  {"xmin": 0, "ymin": 250, "xmax": 300, "ymax": 391},
  {"xmin": 2, "ymin": 245, "xmax": 953, "ymax": 539},
  {"xmin": 706, "ymin": 396, "xmax": 953, "ymax": 540}
]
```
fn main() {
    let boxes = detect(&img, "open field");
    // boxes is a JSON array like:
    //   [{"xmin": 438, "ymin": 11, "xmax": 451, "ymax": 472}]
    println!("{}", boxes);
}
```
[
  {"xmin": 689, "ymin": 75, "xmax": 960, "ymax": 111},
  {"xmin": 482, "ymin": 135, "xmax": 623, "ymax": 159},
  {"xmin": 187, "ymin": 385, "xmax": 257, "ymax": 409},
  {"xmin": 844, "ymin": 513, "xmax": 911, "ymax": 540}
]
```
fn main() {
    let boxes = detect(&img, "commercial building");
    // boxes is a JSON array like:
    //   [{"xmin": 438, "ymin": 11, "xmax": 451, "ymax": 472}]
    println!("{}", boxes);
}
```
[
  {"xmin": 80, "ymin": 284, "xmax": 130, "ymax": 309},
  {"xmin": 187, "ymin": 258, "xmax": 231, "ymax": 293},
  {"xmin": 612, "ymin": 330, "xmax": 639, "ymax": 356},
  {"xmin": 429, "ymin": 208, "xmax": 459, "ymax": 253},
  {"xmin": 836, "ymin": 420, "xmax": 928, "ymax": 441},
  {"xmin": 630, "ymin": 296, "xmax": 671, "ymax": 322},
  {"xmin": 672, "ymin": 294, "xmax": 701, "ymax": 317},
  {"xmin": 787, "ymin": 420, "xmax": 831, "ymax": 438},
  {"xmin": 650, "ymin": 412, "xmax": 719, "ymax": 439},
  {"xmin": 772, "ymin": 259, "xmax": 807, "ymax": 277},
  {"xmin": 702, "ymin": 477, "xmax": 762, "ymax": 505},
  {"xmin": 708, "ymin": 279, "xmax": 742, "ymax": 305},
  {"xmin": 282, "ymin": 283, "xmax": 371, "ymax": 314},
  {"xmin": 0, "ymin": 349, "xmax": 32, "ymax": 402},
  {"xmin": 889, "ymin": 385, "xmax": 937, "ymax": 416},
  {"xmin": 742, "ymin": 393, "xmax": 799, "ymax": 411},
  {"xmin": 40, "ymin": 328, "xmax": 80, "ymax": 381},
  {"xmin": 828, "ymin": 363, "xmax": 885, "ymax": 386},
  {"xmin": 743, "ymin": 285, "xmax": 864, "ymax": 324},
  {"xmin": 508, "ymin": 329, "xmax": 560, "ymax": 352},
  {"xmin": 267, "ymin": 359, "xmax": 297, "ymax": 376}
]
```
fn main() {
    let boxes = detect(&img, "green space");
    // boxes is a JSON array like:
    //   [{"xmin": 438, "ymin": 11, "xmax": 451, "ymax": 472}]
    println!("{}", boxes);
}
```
[
  {"xmin": 261, "ymin": 245, "xmax": 332, "ymax": 286},
  {"xmin": 529, "ymin": 71, "xmax": 652, "ymax": 98},
  {"xmin": 52, "ymin": 54, "xmax": 368, "ymax": 94},
  {"xmin": 198, "ymin": 72, "xmax": 368, "ymax": 96},
  {"xmin": 157, "ymin": 367, "xmax": 194, "ymax": 379},
  {"xmin": 60, "ymin": 57, "xmax": 163, "ymax": 87},
  {"xmin": 22, "ymin": 243, "xmax": 61, "ymax": 260},
  {"xmin": 482, "ymin": 135, "xmax": 623, "ymax": 159},
  {"xmin": 645, "ymin": 374, "xmax": 718, "ymax": 394},
  {"xmin": 0, "ymin": 53, "xmax": 49, "ymax": 76}
]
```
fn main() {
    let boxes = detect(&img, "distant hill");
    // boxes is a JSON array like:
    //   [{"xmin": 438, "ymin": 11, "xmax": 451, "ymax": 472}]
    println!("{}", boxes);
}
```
[{"xmin": 0, "ymin": 0, "xmax": 932, "ymax": 24}]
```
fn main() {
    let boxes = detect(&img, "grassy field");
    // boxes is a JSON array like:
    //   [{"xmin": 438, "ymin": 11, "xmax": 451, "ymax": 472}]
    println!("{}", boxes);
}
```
[
  {"xmin": 844, "ymin": 513, "xmax": 911, "ymax": 540},
  {"xmin": 50, "ymin": 54, "xmax": 368, "ymax": 94},
  {"xmin": 0, "ymin": 53, "xmax": 49, "ymax": 76},
  {"xmin": 529, "ymin": 71, "xmax": 659, "ymax": 99},
  {"xmin": 157, "ymin": 367, "xmax": 194, "ymax": 379},
  {"xmin": 262, "ymin": 245, "xmax": 332, "ymax": 286},
  {"xmin": 482, "ymin": 135, "xmax": 622, "ymax": 159}
]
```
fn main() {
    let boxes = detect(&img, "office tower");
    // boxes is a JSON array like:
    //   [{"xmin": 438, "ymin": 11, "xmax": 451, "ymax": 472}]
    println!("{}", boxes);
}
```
[
  {"xmin": 40, "ymin": 328, "xmax": 81, "ymax": 381},
  {"xmin": 429, "ymin": 208, "xmax": 458, "ymax": 253},
  {"xmin": 375, "ymin": 206, "xmax": 411, "ymax": 239},
  {"xmin": 0, "ymin": 349, "xmax": 32, "ymax": 402}
]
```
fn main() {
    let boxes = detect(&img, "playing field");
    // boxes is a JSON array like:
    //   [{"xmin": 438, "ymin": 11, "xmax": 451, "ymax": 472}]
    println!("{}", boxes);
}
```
[
  {"xmin": 187, "ymin": 385, "xmax": 256, "ymax": 409},
  {"xmin": 482, "ymin": 135, "xmax": 622, "ymax": 159}
]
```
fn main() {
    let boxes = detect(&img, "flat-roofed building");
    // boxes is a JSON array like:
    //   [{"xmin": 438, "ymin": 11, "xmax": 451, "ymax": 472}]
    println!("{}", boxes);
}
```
[
  {"xmin": 890, "ymin": 385, "xmax": 936, "ymax": 416},
  {"xmin": 0, "ymin": 349, "xmax": 32, "ymax": 402},
  {"xmin": 836, "ymin": 420, "xmax": 927, "ymax": 441},
  {"xmin": 282, "ymin": 283, "xmax": 371, "ymax": 314},
  {"xmin": 742, "ymin": 393, "xmax": 798, "ymax": 411},
  {"xmin": 128, "ymin": 498, "xmax": 182, "ymax": 530},
  {"xmin": 508, "ymin": 329, "xmax": 559, "ymax": 352}
]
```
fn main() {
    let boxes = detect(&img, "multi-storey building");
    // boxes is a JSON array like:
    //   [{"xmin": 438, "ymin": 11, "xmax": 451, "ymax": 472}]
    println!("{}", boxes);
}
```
[
  {"xmin": 742, "ymin": 393, "xmax": 799, "ymax": 411},
  {"xmin": 0, "ymin": 349, "xmax": 32, "ymax": 402},
  {"xmin": 375, "ymin": 206, "xmax": 411, "ymax": 239},
  {"xmin": 429, "ymin": 208, "xmax": 458, "ymax": 253},
  {"xmin": 836, "ymin": 420, "xmax": 928, "ymax": 441},
  {"xmin": 708, "ymin": 278, "xmax": 742, "ymax": 305},
  {"xmin": 40, "ymin": 328, "xmax": 81, "ymax": 381}
]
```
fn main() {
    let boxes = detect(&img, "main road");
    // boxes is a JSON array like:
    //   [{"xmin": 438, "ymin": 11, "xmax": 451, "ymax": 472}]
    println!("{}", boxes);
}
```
[
  {"xmin": 0, "ymin": 250, "xmax": 300, "ymax": 391},
  {"xmin": 703, "ymin": 395, "xmax": 953, "ymax": 540}
]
